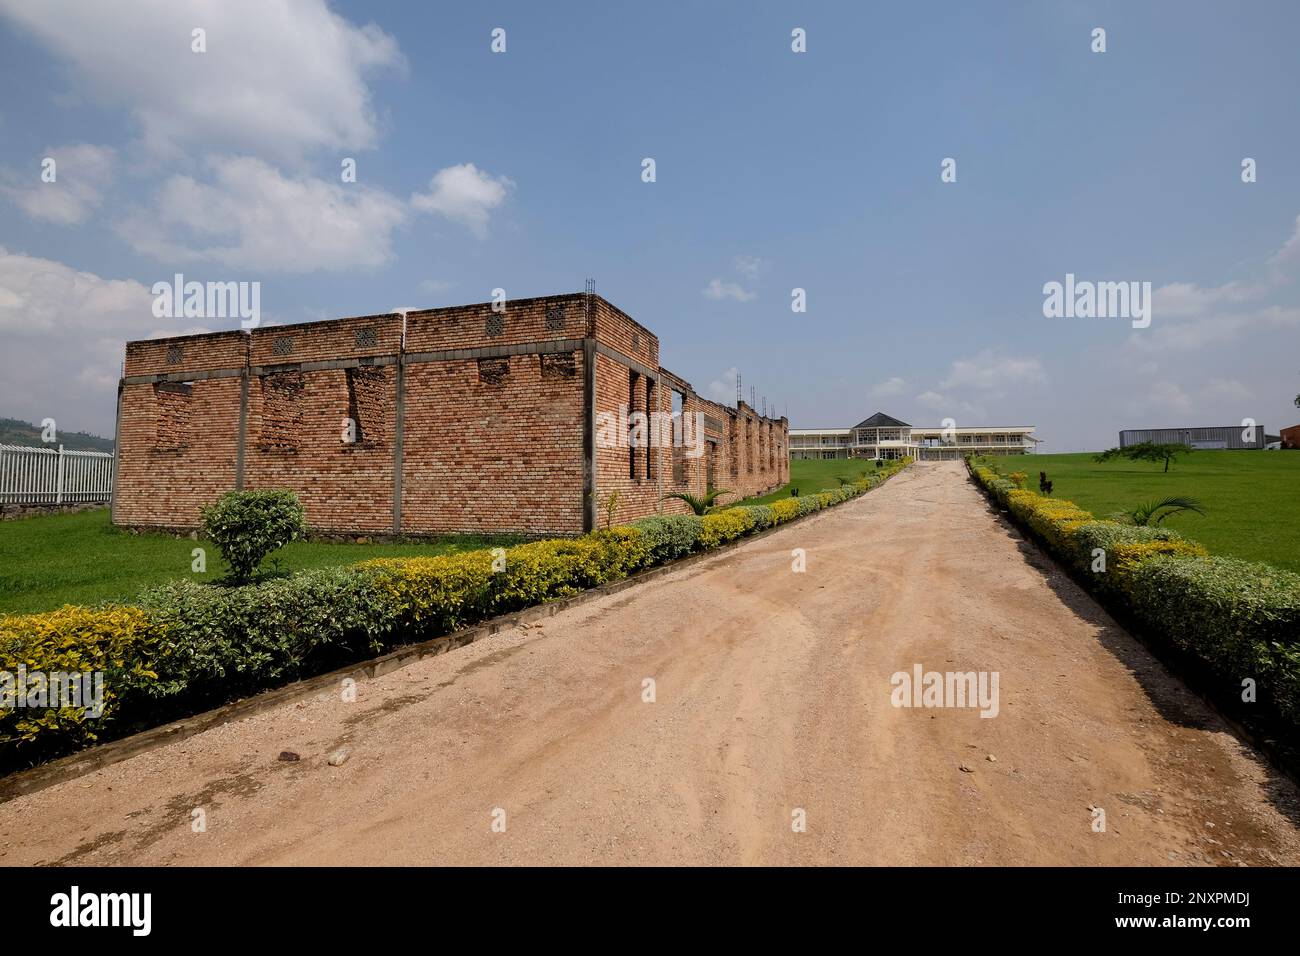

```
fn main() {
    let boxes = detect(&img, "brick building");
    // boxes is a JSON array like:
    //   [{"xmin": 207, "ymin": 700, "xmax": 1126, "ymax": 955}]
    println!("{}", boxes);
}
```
[{"xmin": 112, "ymin": 293, "xmax": 788, "ymax": 535}]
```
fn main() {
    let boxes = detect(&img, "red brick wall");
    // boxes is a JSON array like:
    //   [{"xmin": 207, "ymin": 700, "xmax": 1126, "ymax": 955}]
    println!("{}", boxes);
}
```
[
  {"xmin": 113, "ymin": 378, "xmax": 242, "ymax": 528},
  {"xmin": 405, "ymin": 294, "xmax": 583, "ymax": 352},
  {"xmin": 114, "ymin": 295, "xmax": 788, "ymax": 535},
  {"xmin": 114, "ymin": 331, "xmax": 247, "ymax": 528},
  {"xmin": 401, "ymin": 352, "xmax": 585, "ymax": 535},
  {"xmin": 243, "ymin": 365, "xmax": 397, "ymax": 533}
]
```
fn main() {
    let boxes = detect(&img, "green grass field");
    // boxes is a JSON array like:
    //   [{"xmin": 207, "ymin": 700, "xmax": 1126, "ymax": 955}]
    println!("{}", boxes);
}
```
[
  {"xmin": 732, "ymin": 457, "xmax": 886, "ymax": 506},
  {"xmin": 0, "ymin": 508, "xmax": 523, "ymax": 615},
  {"xmin": 1010, "ymin": 451, "xmax": 1300, "ymax": 572}
]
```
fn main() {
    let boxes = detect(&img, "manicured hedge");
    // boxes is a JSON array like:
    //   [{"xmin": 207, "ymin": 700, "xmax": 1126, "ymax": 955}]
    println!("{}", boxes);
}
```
[
  {"xmin": 1071, "ymin": 522, "xmax": 1207, "ymax": 593},
  {"xmin": 135, "ymin": 567, "xmax": 397, "ymax": 711},
  {"xmin": 1128, "ymin": 556, "xmax": 1300, "ymax": 710},
  {"xmin": 0, "ymin": 458, "xmax": 913, "ymax": 765},
  {"xmin": 969, "ymin": 456, "xmax": 1300, "ymax": 734},
  {"xmin": 0, "ymin": 606, "xmax": 166, "ymax": 750},
  {"xmin": 631, "ymin": 514, "xmax": 703, "ymax": 562}
]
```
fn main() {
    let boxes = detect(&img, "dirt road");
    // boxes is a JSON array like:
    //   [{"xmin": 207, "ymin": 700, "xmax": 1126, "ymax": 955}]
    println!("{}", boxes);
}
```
[{"xmin": 3, "ymin": 461, "xmax": 1298, "ymax": 866}]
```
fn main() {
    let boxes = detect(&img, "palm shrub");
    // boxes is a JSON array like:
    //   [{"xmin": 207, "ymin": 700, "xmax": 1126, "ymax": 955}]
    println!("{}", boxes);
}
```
[
  {"xmin": 662, "ymin": 487, "xmax": 731, "ymax": 516},
  {"xmin": 200, "ymin": 489, "xmax": 306, "ymax": 583},
  {"xmin": 1119, "ymin": 496, "xmax": 1205, "ymax": 527}
]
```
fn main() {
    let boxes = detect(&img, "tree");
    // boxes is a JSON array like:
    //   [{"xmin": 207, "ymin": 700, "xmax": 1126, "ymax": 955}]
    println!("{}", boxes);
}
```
[{"xmin": 1094, "ymin": 441, "xmax": 1193, "ymax": 473}]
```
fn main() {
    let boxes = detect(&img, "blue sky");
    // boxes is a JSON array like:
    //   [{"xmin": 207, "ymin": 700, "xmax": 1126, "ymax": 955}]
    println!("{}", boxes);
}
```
[{"xmin": 1, "ymin": 0, "xmax": 1298, "ymax": 450}]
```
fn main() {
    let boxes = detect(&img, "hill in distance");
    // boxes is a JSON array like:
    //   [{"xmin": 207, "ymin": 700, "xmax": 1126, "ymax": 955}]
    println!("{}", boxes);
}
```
[{"xmin": 0, "ymin": 417, "xmax": 115, "ymax": 452}]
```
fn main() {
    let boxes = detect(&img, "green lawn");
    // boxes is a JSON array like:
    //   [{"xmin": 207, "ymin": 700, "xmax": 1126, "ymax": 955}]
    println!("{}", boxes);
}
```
[
  {"xmin": 0, "ymin": 508, "xmax": 523, "ymax": 615},
  {"xmin": 732, "ymin": 457, "xmax": 887, "ymax": 506},
  {"xmin": 1010, "ymin": 451, "xmax": 1300, "ymax": 572}
]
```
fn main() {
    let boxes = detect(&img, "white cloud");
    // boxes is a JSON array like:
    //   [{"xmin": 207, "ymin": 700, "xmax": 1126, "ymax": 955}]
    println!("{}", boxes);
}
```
[
  {"xmin": 703, "ymin": 278, "xmax": 757, "ymax": 302},
  {"xmin": 704, "ymin": 366, "xmax": 739, "ymax": 403},
  {"xmin": 1148, "ymin": 381, "xmax": 1194, "ymax": 412},
  {"xmin": 0, "ymin": 144, "xmax": 114, "ymax": 225},
  {"xmin": 940, "ymin": 350, "xmax": 1046, "ymax": 391},
  {"xmin": 1134, "ymin": 216, "xmax": 1300, "ymax": 351},
  {"xmin": 732, "ymin": 255, "xmax": 767, "ymax": 278},
  {"xmin": 419, "ymin": 278, "xmax": 456, "ymax": 295},
  {"xmin": 1205, "ymin": 378, "xmax": 1251, "ymax": 402},
  {"xmin": 0, "ymin": 247, "xmax": 158, "ymax": 436},
  {"xmin": 117, "ymin": 156, "xmax": 408, "ymax": 273},
  {"xmin": 1152, "ymin": 280, "xmax": 1260, "ymax": 319},
  {"xmin": 1268, "ymin": 213, "xmax": 1300, "ymax": 274},
  {"xmin": 914, "ymin": 390, "xmax": 986, "ymax": 420},
  {"xmin": 410, "ymin": 163, "xmax": 514, "ymax": 238},
  {"xmin": 869, "ymin": 376, "xmax": 907, "ymax": 398},
  {"xmin": 0, "ymin": 0, "xmax": 403, "ymax": 163}
]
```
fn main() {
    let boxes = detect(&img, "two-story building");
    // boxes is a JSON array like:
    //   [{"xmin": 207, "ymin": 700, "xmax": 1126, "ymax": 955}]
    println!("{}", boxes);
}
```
[{"xmin": 789, "ymin": 412, "xmax": 1039, "ymax": 461}]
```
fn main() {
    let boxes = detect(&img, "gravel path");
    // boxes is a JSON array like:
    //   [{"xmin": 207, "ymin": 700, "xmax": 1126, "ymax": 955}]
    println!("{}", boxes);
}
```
[{"xmin": 3, "ymin": 461, "xmax": 1298, "ymax": 866}]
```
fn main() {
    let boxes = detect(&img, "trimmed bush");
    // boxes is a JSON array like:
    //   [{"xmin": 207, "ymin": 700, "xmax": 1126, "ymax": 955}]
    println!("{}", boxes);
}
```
[
  {"xmin": 0, "ymin": 606, "xmax": 166, "ymax": 748},
  {"xmin": 698, "ymin": 509, "xmax": 752, "ymax": 549},
  {"xmin": 740, "ymin": 505, "xmax": 776, "ymax": 530},
  {"xmin": 631, "ymin": 514, "xmax": 702, "ymax": 563},
  {"xmin": 200, "ymin": 489, "xmax": 306, "ymax": 582},
  {"xmin": 136, "ymin": 566, "xmax": 397, "ymax": 709},
  {"xmin": 588, "ymin": 526, "xmax": 653, "ymax": 577},
  {"xmin": 1129, "ymin": 556, "xmax": 1300, "ymax": 724},
  {"xmin": 1072, "ymin": 522, "xmax": 1207, "ymax": 591},
  {"xmin": 487, "ymin": 539, "xmax": 605, "ymax": 612},
  {"xmin": 362, "ymin": 552, "xmax": 494, "ymax": 636},
  {"xmin": 769, "ymin": 499, "xmax": 800, "ymax": 523},
  {"xmin": 1004, "ymin": 489, "xmax": 1095, "ymax": 554}
]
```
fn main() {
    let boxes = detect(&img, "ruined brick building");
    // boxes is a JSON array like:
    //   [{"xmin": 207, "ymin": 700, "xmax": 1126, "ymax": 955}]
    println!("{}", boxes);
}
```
[{"xmin": 112, "ymin": 293, "xmax": 788, "ymax": 535}]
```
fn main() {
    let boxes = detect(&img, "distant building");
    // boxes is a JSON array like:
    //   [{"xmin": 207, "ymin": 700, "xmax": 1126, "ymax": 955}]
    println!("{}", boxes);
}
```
[
  {"xmin": 1280, "ymin": 424, "xmax": 1300, "ymax": 450},
  {"xmin": 1118, "ymin": 425, "xmax": 1266, "ymax": 450},
  {"xmin": 790, "ymin": 412, "xmax": 1039, "ymax": 461}
]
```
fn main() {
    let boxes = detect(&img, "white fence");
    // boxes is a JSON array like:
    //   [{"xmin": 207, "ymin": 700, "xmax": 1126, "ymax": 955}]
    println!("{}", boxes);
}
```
[{"xmin": 0, "ymin": 444, "xmax": 115, "ymax": 505}]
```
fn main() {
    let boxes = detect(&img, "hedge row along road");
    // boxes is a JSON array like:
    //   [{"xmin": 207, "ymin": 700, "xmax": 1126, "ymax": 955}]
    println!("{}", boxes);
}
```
[{"xmin": 3, "ymin": 462, "xmax": 1298, "ymax": 865}]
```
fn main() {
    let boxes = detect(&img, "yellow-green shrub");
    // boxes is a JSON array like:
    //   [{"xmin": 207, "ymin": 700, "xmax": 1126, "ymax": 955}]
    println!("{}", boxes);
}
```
[
  {"xmin": 363, "ymin": 551, "xmax": 494, "ymax": 636},
  {"xmin": 1005, "ymin": 490, "xmax": 1095, "ymax": 553},
  {"xmin": 770, "ymin": 499, "xmax": 799, "ymax": 523},
  {"xmin": 587, "ymin": 526, "xmax": 653, "ymax": 577},
  {"xmin": 487, "ymin": 539, "xmax": 606, "ymax": 611},
  {"xmin": 698, "ymin": 509, "xmax": 751, "ymax": 549},
  {"xmin": 0, "ymin": 605, "xmax": 166, "ymax": 747}
]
